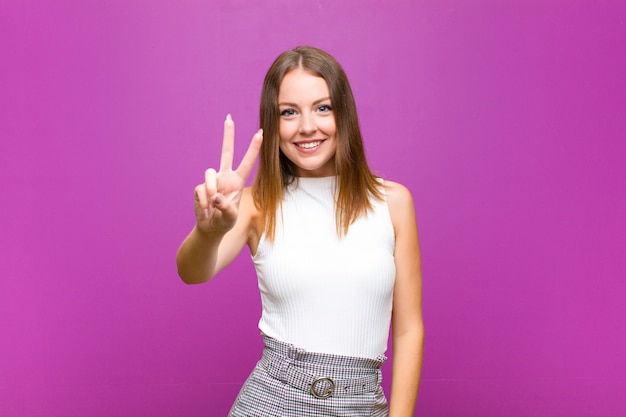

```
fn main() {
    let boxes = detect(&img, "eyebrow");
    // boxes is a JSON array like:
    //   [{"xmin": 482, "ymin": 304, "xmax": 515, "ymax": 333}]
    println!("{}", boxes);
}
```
[{"xmin": 278, "ymin": 97, "xmax": 332, "ymax": 107}]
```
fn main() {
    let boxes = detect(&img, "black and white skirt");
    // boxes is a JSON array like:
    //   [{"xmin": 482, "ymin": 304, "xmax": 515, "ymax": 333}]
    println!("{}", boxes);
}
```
[{"xmin": 229, "ymin": 336, "xmax": 389, "ymax": 417}]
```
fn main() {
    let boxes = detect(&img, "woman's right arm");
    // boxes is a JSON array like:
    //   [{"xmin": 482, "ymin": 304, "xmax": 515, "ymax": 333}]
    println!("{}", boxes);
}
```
[{"xmin": 175, "ymin": 115, "xmax": 263, "ymax": 284}]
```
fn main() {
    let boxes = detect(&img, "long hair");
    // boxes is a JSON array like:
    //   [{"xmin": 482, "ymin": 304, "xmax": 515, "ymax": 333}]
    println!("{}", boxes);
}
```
[{"xmin": 252, "ymin": 46, "xmax": 383, "ymax": 241}]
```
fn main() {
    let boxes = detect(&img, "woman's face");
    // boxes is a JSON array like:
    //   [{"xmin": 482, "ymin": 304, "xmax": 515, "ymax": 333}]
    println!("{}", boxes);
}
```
[{"xmin": 278, "ymin": 69, "xmax": 337, "ymax": 177}]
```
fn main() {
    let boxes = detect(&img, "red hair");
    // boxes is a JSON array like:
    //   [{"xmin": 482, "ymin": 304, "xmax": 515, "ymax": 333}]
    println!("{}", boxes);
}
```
[{"xmin": 253, "ymin": 46, "xmax": 382, "ymax": 241}]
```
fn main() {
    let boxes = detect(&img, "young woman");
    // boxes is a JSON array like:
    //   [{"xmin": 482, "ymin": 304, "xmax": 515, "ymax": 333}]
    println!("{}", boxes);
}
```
[{"xmin": 176, "ymin": 46, "xmax": 424, "ymax": 417}]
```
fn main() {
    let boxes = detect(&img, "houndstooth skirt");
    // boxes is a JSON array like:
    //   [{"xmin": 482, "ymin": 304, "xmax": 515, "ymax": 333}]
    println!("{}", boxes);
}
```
[{"xmin": 228, "ymin": 336, "xmax": 389, "ymax": 417}]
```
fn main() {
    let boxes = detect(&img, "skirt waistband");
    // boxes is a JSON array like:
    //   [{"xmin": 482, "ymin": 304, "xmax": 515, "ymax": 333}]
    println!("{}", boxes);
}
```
[{"xmin": 259, "ymin": 336, "xmax": 386, "ymax": 399}]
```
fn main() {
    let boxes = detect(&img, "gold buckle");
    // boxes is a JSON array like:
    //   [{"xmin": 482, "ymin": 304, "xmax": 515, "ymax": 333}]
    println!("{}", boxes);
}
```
[{"xmin": 310, "ymin": 377, "xmax": 335, "ymax": 399}]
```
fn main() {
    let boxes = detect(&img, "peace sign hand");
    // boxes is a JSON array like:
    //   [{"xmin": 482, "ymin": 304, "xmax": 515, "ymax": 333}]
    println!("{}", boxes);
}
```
[{"xmin": 194, "ymin": 115, "xmax": 263, "ymax": 235}]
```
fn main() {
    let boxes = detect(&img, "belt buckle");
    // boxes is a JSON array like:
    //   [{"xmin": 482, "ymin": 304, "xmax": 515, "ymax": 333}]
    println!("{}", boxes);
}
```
[{"xmin": 310, "ymin": 376, "xmax": 335, "ymax": 399}]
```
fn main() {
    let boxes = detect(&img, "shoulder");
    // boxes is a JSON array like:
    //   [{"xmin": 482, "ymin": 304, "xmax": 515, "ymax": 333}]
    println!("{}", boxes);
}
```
[
  {"xmin": 240, "ymin": 186, "xmax": 261, "ymax": 223},
  {"xmin": 383, "ymin": 180, "xmax": 415, "ymax": 212},
  {"xmin": 382, "ymin": 180, "xmax": 417, "ymax": 230},
  {"xmin": 240, "ymin": 186, "xmax": 263, "ymax": 247},
  {"xmin": 241, "ymin": 186, "xmax": 256, "ymax": 205}
]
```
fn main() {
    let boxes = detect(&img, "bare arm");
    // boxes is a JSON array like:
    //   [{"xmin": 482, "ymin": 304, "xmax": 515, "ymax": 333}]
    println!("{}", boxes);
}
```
[
  {"xmin": 386, "ymin": 181, "xmax": 424, "ymax": 417},
  {"xmin": 176, "ymin": 115, "xmax": 263, "ymax": 284}
]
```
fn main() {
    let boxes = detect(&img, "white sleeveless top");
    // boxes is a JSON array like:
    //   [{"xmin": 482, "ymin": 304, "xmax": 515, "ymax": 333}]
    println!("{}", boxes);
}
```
[{"xmin": 252, "ymin": 176, "xmax": 396, "ymax": 358}]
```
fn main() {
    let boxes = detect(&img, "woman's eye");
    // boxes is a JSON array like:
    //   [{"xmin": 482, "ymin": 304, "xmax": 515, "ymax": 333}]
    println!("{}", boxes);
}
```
[
  {"xmin": 280, "ymin": 109, "xmax": 296, "ymax": 117},
  {"xmin": 317, "ymin": 104, "xmax": 333, "ymax": 113}
]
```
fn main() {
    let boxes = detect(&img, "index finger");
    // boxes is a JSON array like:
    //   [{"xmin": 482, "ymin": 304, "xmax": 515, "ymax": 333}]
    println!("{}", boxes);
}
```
[
  {"xmin": 219, "ymin": 114, "xmax": 235, "ymax": 171},
  {"xmin": 235, "ymin": 129, "xmax": 263, "ymax": 181}
]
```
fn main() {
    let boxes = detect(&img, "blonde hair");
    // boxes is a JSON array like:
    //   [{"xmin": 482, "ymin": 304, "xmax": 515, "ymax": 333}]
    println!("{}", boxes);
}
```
[{"xmin": 253, "ymin": 46, "xmax": 382, "ymax": 241}]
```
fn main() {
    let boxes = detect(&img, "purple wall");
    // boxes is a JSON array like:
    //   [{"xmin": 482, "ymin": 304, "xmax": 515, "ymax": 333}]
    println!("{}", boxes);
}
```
[{"xmin": 1, "ymin": 1, "xmax": 625, "ymax": 416}]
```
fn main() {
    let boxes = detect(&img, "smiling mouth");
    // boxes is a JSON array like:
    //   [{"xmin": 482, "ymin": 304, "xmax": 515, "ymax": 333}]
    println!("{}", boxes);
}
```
[{"xmin": 296, "ymin": 140, "xmax": 323, "ymax": 149}]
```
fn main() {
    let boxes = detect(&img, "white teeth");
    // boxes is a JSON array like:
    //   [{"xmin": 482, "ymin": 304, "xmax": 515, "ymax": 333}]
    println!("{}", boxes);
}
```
[{"xmin": 297, "ymin": 141, "xmax": 322, "ymax": 149}]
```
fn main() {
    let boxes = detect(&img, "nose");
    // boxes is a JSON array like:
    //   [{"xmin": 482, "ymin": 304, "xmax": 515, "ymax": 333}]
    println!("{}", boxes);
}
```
[{"xmin": 299, "ymin": 113, "xmax": 317, "ymax": 135}]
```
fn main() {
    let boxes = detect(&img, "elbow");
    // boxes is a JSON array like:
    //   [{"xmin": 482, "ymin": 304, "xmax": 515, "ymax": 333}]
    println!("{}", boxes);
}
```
[
  {"xmin": 179, "ymin": 275, "xmax": 207, "ymax": 285},
  {"xmin": 176, "ymin": 266, "xmax": 212, "ymax": 285},
  {"xmin": 393, "ymin": 318, "xmax": 425, "ymax": 345},
  {"xmin": 176, "ymin": 258, "xmax": 212, "ymax": 285},
  {"xmin": 175, "ymin": 243, "xmax": 217, "ymax": 285}
]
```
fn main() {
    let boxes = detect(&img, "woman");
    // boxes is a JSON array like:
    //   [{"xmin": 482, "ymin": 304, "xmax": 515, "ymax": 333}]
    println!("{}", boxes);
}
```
[{"xmin": 176, "ymin": 46, "xmax": 424, "ymax": 417}]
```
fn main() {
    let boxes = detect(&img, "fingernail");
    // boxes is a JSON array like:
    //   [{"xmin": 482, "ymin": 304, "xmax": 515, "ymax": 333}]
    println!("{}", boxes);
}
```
[
  {"xmin": 214, "ymin": 196, "xmax": 222, "ymax": 205},
  {"xmin": 226, "ymin": 114, "xmax": 232, "ymax": 121},
  {"xmin": 203, "ymin": 208, "xmax": 209, "ymax": 218}
]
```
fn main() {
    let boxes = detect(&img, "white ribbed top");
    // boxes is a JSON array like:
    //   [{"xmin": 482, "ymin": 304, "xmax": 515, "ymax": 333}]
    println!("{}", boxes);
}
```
[{"xmin": 252, "ymin": 176, "xmax": 396, "ymax": 358}]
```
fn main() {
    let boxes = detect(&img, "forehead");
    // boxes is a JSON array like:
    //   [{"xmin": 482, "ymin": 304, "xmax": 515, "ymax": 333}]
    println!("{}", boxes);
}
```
[{"xmin": 278, "ymin": 69, "xmax": 330, "ymax": 102}]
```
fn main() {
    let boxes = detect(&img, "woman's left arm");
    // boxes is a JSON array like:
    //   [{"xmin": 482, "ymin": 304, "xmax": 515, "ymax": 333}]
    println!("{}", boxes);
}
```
[{"xmin": 385, "ymin": 181, "xmax": 424, "ymax": 417}]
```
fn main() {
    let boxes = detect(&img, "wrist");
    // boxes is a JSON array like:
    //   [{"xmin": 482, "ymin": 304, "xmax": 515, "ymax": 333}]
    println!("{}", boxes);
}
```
[{"xmin": 193, "ymin": 224, "xmax": 227, "ymax": 244}]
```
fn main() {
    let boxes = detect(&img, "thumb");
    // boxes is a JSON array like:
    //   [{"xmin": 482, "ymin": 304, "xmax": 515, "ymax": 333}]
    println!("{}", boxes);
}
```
[{"xmin": 212, "ymin": 194, "xmax": 237, "ymax": 218}]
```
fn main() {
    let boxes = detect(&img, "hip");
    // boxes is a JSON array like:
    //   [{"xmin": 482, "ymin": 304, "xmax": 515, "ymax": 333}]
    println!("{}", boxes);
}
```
[{"xmin": 229, "ymin": 336, "xmax": 389, "ymax": 417}]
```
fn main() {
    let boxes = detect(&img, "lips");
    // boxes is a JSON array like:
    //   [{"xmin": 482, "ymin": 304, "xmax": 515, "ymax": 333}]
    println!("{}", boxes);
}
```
[{"xmin": 295, "ymin": 140, "xmax": 324, "ymax": 149}]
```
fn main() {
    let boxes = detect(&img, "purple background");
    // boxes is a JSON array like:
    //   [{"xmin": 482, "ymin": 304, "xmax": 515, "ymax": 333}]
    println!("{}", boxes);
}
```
[{"xmin": 1, "ymin": 1, "xmax": 625, "ymax": 416}]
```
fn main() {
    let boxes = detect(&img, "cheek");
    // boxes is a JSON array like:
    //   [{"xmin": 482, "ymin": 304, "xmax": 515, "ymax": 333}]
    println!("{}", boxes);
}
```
[
  {"xmin": 279, "ymin": 120, "xmax": 294, "ymax": 142},
  {"xmin": 278, "ymin": 138, "xmax": 288, "ymax": 153},
  {"xmin": 319, "ymin": 117, "xmax": 336, "ymax": 136}
]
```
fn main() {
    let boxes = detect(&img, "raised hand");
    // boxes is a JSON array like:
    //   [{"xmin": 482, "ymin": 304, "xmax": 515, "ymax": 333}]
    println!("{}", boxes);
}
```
[{"xmin": 194, "ymin": 114, "xmax": 263, "ymax": 235}]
